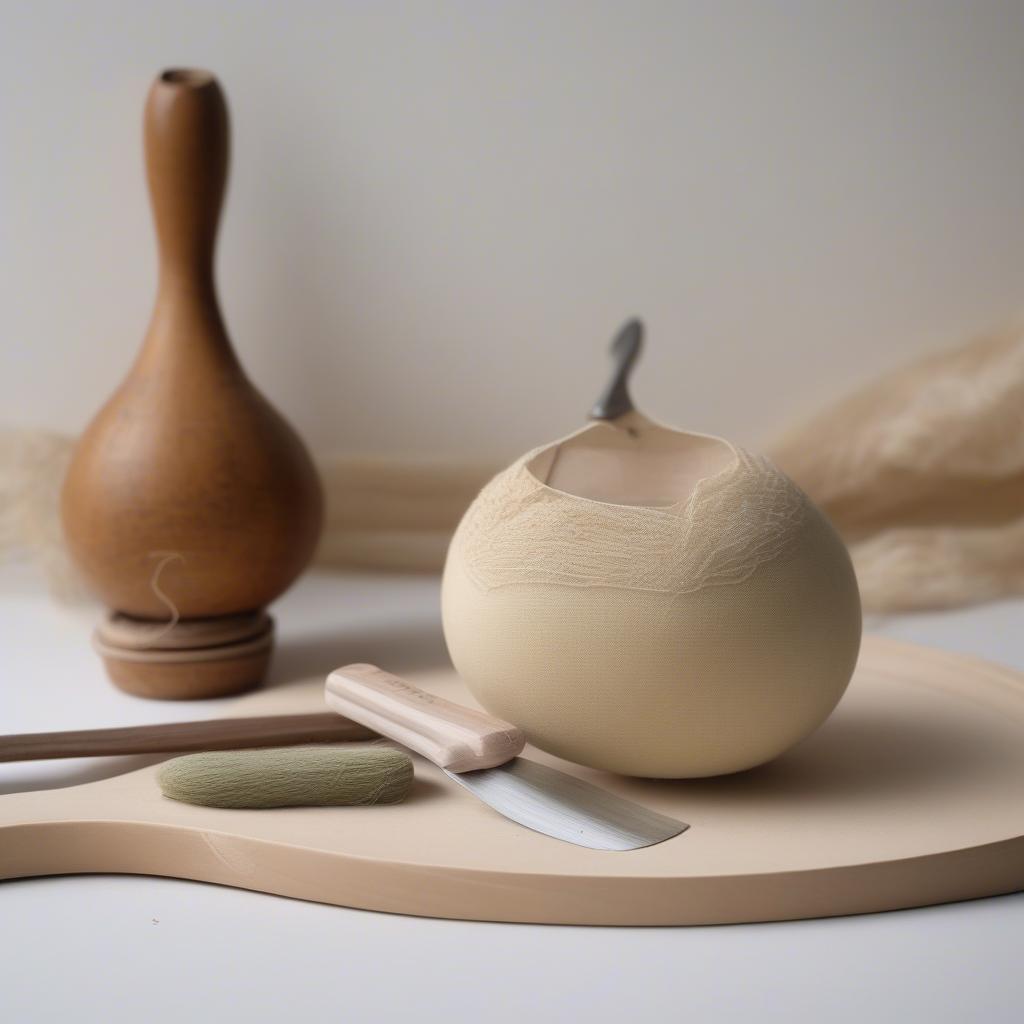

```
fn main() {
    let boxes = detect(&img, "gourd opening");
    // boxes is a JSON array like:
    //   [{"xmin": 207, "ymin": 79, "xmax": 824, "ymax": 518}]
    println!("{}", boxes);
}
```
[{"xmin": 526, "ymin": 421, "xmax": 737, "ymax": 508}]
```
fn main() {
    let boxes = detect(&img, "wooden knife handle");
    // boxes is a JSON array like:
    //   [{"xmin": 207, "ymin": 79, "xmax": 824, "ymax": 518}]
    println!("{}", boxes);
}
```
[
  {"xmin": 0, "ymin": 713, "xmax": 373, "ymax": 762},
  {"xmin": 325, "ymin": 664, "xmax": 525, "ymax": 773}
]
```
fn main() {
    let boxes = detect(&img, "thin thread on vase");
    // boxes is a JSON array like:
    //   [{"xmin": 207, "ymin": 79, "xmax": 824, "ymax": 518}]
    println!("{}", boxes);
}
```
[{"xmin": 134, "ymin": 550, "xmax": 185, "ymax": 647}]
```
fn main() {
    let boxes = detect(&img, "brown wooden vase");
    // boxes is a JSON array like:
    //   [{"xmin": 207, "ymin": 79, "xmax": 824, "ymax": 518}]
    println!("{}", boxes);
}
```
[{"xmin": 61, "ymin": 69, "xmax": 323, "ymax": 699}]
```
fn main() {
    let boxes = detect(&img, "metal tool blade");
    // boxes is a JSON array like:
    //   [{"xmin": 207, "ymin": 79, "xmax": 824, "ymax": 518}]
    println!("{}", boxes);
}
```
[{"xmin": 443, "ymin": 757, "xmax": 688, "ymax": 851}]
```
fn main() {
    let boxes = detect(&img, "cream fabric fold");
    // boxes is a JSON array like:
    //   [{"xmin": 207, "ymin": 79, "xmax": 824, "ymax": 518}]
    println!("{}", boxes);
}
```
[{"xmin": 769, "ymin": 326, "xmax": 1024, "ymax": 612}]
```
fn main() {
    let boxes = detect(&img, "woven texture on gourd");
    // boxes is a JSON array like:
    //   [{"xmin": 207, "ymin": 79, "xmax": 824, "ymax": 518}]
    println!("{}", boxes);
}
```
[{"xmin": 456, "ymin": 442, "xmax": 809, "ymax": 596}]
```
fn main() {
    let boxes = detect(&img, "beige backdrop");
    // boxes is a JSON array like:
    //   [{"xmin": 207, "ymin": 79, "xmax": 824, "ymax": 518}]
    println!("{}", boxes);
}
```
[{"xmin": 2, "ymin": 1, "xmax": 1024, "ymax": 460}]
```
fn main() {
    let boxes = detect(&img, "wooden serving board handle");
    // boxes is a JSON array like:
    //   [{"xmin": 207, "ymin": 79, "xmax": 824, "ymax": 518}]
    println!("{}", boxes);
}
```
[
  {"xmin": 2, "ymin": 638, "xmax": 1023, "ymax": 925},
  {"xmin": 325, "ymin": 663, "xmax": 525, "ymax": 772},
  {"xmin": 0, "ymin": 713, "xmax": 373, "ymax": 762}
]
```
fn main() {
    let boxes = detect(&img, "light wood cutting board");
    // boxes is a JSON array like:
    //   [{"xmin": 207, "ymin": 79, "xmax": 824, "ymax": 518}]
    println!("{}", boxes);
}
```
[{"xmin": 1, "ymin": 635, "xmax": 1022, "ymax": 925}]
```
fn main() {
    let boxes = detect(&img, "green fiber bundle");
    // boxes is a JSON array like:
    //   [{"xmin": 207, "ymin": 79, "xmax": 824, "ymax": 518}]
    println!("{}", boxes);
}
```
[{"xmin": 157, "ymin": 745, "xmax": 414, "ymax": 809}]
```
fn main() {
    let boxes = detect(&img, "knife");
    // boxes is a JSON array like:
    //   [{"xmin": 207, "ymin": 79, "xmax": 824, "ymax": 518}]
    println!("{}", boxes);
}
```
[{"xmin": 324, "ymin": 663, "xmax": 688, "ymax": 851}]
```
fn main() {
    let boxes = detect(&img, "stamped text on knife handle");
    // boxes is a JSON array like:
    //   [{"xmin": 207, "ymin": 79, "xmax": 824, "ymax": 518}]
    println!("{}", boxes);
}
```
[{"xmin": 325, "ymin": 663, "xmax": 526, "ymax": 773}]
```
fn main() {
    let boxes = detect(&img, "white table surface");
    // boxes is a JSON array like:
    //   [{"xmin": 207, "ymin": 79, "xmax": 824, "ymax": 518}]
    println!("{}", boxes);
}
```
[{"xmin": 1, "ymin": 562, "xmax": 1022, "ymax": 1023}]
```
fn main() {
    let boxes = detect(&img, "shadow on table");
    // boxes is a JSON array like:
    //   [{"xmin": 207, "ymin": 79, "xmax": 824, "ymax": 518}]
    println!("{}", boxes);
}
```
[
  {"xmin": 268, "ymin": 620, "xmax": 452, "ymax": 688},
  {"xmin": 0, "ymin": 752, "xmax": 169, "ymax": 796},
  {"xmin": 607, "ymin": 701, "xmax": 1011, "ymax": 809}
]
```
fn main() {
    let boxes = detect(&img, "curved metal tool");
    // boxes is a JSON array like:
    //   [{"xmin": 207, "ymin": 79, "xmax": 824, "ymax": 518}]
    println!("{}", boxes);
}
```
[
  {"xmin": 326, "ymin": 663, "xmax": 688, "ymax": 851},
  {"xmin": 590, "ymin": 318, "xmax": 644, "ymax": 421}
]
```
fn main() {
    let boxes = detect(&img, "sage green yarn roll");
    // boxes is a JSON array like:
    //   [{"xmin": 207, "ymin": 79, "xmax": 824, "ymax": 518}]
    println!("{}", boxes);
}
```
[{"xmin": 157, "ymin": 745, "xmax": 414, "ymax": 809}]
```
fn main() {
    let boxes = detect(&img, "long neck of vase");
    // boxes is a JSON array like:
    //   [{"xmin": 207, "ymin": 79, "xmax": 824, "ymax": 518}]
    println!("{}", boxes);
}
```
[{"xmin": 142, "ymin": 70, "xmax": 238, "ymax": 366}]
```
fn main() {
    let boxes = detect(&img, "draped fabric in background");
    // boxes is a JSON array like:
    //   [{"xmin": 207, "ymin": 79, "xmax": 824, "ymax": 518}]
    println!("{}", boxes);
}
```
[
  {"xmin": 770, "ymin": 327, "xmax": 1024, "ymax": 612},
  {"xmin": 3, "ymin": 326, "xmax": 1024, "ymax": 615}
]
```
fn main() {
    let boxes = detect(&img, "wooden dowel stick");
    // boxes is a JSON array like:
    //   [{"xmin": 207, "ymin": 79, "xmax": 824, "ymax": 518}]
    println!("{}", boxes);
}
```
[{"xmin": 0, "ymin": 713, "xmax": 373, "ymax": 762}]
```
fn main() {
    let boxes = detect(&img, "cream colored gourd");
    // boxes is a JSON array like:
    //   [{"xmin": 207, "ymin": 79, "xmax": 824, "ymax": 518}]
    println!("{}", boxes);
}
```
[{"xmin": 442, "ymin": 323, "xmax": 862, "ymax": 778}]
